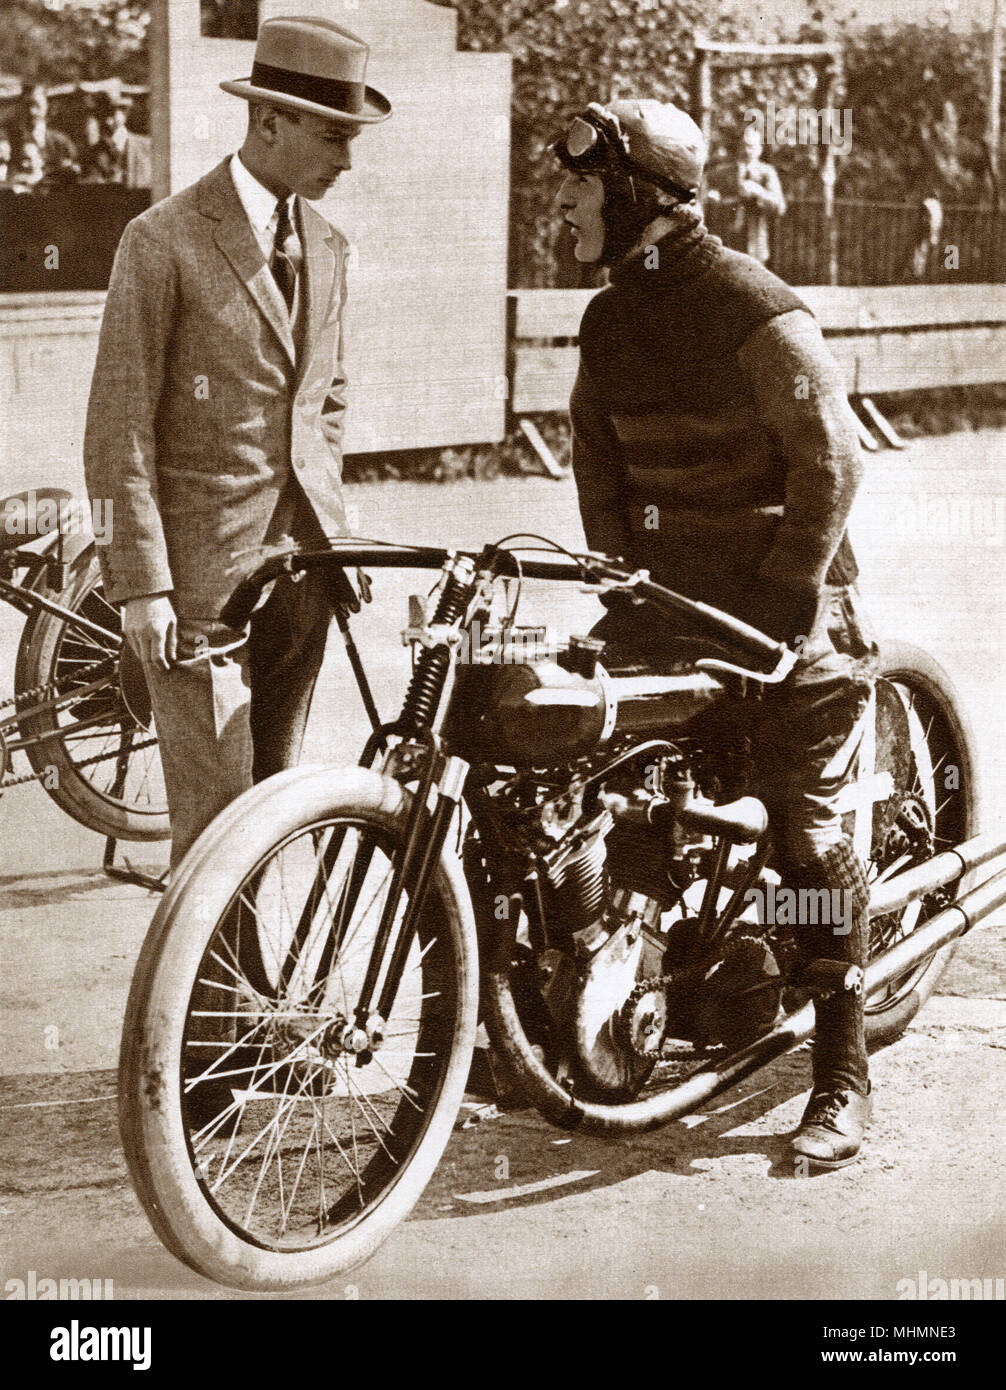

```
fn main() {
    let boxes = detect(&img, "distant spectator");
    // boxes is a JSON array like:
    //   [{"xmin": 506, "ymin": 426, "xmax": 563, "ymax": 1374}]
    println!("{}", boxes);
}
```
[
  {"xmin": 13, "ymin": 135, "xmax": 47, "ymax": 191},
  {"xmin": 705, "ymin": 124, "xmax": 786, "ymax": 265},
  {"xmin": 0, "ymin": 128, "xmax": 13, "ymax": 183},
  {"xmin": 15, "ymin": 83, "xmax": 78, "ymax": 185},
  {"xmin": 76, "ymin": 101, "xmax": 117, "ymax": 183},
  {"xmin": 100, "ymin": 90, "xmax": 152, "ymax": 189},
  {"xmin": 908, "ymin": 189, "xmax": 944, "ymax": 281}
]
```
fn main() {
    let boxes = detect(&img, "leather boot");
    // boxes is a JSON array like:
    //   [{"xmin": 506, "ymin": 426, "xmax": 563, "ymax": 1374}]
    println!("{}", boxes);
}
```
[
  {"xmin": 791, "ymin": 1085, "xmax": 872, "ymax": 1170},
  {"xmin": 780, "ymin": 837, "xmax": 871, "ymax": 1167}
]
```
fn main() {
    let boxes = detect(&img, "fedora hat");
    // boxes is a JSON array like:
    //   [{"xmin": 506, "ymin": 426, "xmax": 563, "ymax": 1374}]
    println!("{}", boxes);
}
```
[{"xmin": 220, "ymin": 16, "xmax": 391, "ymax": 125}]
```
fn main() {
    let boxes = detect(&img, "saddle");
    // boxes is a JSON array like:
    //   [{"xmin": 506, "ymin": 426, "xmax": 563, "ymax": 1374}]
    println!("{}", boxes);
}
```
[{"xmin": 0, "ymin": 489, "xmax": 75, "ymax": 550}]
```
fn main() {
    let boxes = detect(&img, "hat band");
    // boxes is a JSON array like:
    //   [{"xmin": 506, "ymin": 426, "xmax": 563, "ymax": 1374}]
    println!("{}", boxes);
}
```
[{"xmin": 250, "ymin": 61, "xmax": 364, "ymax": 114}]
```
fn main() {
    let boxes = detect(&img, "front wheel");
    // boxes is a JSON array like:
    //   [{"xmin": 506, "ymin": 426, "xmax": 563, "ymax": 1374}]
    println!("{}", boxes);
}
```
[{"xmin": 118, "ymin": 765, "xmax": 478, "ymax": 1292}]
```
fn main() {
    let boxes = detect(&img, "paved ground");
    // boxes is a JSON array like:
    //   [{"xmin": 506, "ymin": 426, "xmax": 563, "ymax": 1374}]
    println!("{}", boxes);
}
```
[{"xmin": 2, "ymin": 432, "xmax": 1005, "ymax": 1299}]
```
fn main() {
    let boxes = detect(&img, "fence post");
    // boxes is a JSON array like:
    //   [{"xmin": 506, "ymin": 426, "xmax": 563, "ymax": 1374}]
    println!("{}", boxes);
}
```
[
  {"xmin": 690, "ymin": 36, "xmax": 713, "ymax": 149},
  {"xmin": 819, "ymin": 53, "xmax": 840, "ymax": 285}
]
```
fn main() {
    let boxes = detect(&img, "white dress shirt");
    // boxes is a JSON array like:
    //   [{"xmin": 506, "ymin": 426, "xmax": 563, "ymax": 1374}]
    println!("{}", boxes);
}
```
[{"xmin": 229, "ymin": 152, "xmax": 302, "ymax": 276}]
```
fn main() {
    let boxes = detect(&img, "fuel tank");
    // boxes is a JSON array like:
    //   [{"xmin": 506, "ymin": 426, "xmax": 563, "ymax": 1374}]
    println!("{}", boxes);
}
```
[{"xmin": 444, "ymin": 647, "xmax": 724, "ymax": 766}]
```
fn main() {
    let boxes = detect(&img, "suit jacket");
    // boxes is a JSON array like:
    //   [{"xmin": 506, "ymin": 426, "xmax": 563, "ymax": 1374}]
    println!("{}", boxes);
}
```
[{"xmin": 84, "ymin": 156, "xmax": 350, "ymax": 620}]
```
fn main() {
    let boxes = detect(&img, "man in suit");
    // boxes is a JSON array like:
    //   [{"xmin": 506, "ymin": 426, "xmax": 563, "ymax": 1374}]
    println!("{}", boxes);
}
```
[
  {"xmin": 84, "ymin": 17, "xmax": 391, "ymax": 867},
  {"xmin": 99, "ymin": 90, "xmax": 153, "ymax": 189}
]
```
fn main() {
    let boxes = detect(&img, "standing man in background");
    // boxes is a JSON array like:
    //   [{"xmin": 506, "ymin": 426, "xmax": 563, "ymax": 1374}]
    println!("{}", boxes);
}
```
[
  {"xmin": 84, "ymin": 16, "xmax": 391, "ymax": 868},
  {"xmin": 100, "ymin": 89, "xmax": 153, "ymax": 189},
  {"xmin": 14, "ymin": 83, "xmax": 78, "ymax": 184},
  {"xmin": 705, "ymin": 121, "xmax": 786, "ymax": 265}
]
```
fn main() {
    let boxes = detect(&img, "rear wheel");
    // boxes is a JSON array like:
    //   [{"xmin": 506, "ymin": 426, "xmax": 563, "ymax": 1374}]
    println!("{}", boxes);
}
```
[
  {"xmin": 862, "ymin": 641, "xmax": 978, "ymax": 1045},
  {"xmin": 118, "ymin": 766, "xmax": 478, "ymax": 1291},
  {"xmin": 15, "ymin": 544, "xmax": 168, "ymax": 841}
]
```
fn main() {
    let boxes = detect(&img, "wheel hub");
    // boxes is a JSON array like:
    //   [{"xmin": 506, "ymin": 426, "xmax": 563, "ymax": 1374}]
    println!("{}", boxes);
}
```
[
  {"xmin": 882, "ymin": 793, "xmax": 933, "ymax": 862},
  {"xmin": 311, "ymin": 1012, "xmax": 387, "ymax": 1060}
]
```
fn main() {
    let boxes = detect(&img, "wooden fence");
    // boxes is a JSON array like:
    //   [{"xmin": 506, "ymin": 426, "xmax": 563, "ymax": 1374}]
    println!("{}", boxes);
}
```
[{"xmin": 508, "ymin": 282, "xmax": 1006, "ymax": 417}]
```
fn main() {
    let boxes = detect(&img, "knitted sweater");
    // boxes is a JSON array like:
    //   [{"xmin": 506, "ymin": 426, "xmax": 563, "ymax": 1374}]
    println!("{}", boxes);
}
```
[{"xmin": 569, "ymin": 222, "xmax": 863, "ymax": 634}]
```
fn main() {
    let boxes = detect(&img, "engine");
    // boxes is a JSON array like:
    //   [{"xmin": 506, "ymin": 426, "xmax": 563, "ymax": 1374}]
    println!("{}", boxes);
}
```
[{"xmin": 470, "ymin": 735, "xmax": 782, "ymax": 1094}]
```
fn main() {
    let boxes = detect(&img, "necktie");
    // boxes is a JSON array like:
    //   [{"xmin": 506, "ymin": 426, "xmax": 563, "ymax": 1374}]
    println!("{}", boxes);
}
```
[{"xmin": 270, "ymin": 197, "xmax": 296, "ymax": 314}]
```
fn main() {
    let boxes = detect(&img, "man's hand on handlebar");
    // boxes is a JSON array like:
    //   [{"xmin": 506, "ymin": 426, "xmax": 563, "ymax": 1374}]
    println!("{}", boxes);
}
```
[{"xmin": 123, "ymin": 594, "xmax": 177, "ymax": 669}]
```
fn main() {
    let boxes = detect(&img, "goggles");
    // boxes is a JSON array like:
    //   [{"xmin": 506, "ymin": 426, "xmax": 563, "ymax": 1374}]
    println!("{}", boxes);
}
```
[{"xmin": 552, "ymin": 102, "xmax": 697, "ymax": 204}]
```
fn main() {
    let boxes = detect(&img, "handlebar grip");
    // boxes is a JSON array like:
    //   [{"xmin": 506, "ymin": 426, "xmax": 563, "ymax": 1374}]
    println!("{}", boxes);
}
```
[
  {"xmin": 634, "ymin": 579, "xmax": 785, "ymax": 664},
  {"xmin": 220, "ymin": 554, "xmax": 294, "ymax": 629}
]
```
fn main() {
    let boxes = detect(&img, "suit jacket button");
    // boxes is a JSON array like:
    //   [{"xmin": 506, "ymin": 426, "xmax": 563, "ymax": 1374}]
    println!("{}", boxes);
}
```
[{"xmin": 294, "ymin": 456, "xmax": 305, "ymax": 468}]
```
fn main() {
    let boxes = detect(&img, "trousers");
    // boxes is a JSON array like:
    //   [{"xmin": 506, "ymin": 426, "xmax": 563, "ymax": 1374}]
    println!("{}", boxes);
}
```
[
  {"xmin": 143, "ymin": 569, "xmax": 332, "ymax": 868},
  {"xmin": 592, "ymin": 581, "xmax": 879, "ymax": 1095},
  {"xmin": 592, "ymin": 582, "xmax": 879, "ymax": 863}
]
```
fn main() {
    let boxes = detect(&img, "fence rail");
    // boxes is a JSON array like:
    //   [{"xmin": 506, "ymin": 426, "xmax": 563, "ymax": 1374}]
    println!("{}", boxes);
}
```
[{"xmin": 508, "ymin": 282, "xmax": 1006, "ymax": 417}]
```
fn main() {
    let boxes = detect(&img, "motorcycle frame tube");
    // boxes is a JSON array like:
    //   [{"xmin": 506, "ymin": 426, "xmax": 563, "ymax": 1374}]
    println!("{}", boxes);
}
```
[{"xmin": 486, "ymin": 851, "xmax": 1006, "ymax": 1134}]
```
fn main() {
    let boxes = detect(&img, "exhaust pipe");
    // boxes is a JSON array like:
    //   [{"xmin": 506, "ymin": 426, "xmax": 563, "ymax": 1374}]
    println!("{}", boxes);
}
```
[
  {"xmin": 486, "ymin": 833, "xmax": 1006, "ymax": 1135},
  {"xmin": 869, "ymin": 829, "xmax": 1006, "ymax": 918}
]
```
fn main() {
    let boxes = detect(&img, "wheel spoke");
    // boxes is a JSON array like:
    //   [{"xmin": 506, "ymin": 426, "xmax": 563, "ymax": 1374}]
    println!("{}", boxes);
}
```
[
  {"xmin": 169, "ymin": 812, "xmax": 460, "ymax": 1256},
  {"xmin": 20, "ymin": 560, "xmax": 168, "ymax": 825}
]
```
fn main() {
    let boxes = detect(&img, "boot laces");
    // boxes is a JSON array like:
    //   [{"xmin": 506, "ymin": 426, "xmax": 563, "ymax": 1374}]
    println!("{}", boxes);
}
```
[{"xmin": 805, "ymin": 1089, "xmax": 850, "ymax": 1128}]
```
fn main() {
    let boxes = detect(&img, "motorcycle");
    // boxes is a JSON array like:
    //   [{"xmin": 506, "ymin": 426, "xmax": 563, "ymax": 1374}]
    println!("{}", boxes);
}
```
[{"xmin": 117, "ymin": 536, "xmax": 1006, "ymax": 1291}]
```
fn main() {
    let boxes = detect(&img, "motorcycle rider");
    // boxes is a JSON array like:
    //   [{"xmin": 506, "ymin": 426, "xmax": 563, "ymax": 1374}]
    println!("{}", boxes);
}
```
[{"xmin": 554, "ymin": 99, "xmax": 879, "ymax": 1169}]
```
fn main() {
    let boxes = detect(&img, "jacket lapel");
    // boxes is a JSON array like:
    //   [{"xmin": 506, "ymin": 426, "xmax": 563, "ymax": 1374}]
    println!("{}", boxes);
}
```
[
  {"xmin": 198, "ymin": 159, "xmax": 296, "ymax": 369},
  {"xmin": 296, "ymin": 200, "xmax": 343, "ymax": 386}
]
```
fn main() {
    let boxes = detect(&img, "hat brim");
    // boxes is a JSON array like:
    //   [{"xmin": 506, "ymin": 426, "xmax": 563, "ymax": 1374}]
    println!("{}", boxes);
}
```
[{"xmin": 220, "ymin": 78, "xmax": 390, "ymax": 125}]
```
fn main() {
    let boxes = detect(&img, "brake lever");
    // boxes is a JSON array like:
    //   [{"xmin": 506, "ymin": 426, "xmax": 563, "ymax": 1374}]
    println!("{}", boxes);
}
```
[
  {"xmin": 696, "ymin": 646, "xmax": 798, "ymax": 686},
  {"xmin": 578, "ymin": 559, "xmax": 647, "ymax": 603}
]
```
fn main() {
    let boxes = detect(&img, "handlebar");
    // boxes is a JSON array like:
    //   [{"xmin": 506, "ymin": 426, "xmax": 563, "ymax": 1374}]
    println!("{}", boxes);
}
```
[{"xmin": 220, "ymin": 541, "xmax": 792, "ymax": 677}]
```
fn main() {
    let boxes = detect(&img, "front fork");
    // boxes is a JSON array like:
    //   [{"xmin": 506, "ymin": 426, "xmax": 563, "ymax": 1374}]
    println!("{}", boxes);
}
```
[
  {"xmin": 352, "ymin": 743, "xmax": 470, "ymax": 1029},
  {"xmin": 349, "ymin": 550, "xmax": 485, "ymax": 1031}
]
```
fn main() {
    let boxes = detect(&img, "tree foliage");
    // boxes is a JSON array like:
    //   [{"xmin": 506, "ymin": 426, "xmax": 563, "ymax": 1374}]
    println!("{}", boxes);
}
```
[
  {"xmin": 837, "ymin": 21, "xmax": 995, "ymax": 200},
  {"xmin": 445, "ymin": 0, "xmax": 1001, "ymax": 284},
  {"xmin": 0, "ymin": 1, "xmax": 149, "ymax": 90}
]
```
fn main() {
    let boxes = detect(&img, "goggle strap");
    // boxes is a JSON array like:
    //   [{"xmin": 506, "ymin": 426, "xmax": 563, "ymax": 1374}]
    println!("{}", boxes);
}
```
[{"xmin": 556, "ymin": 108, "xmax": 697, "ymax": 204}]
